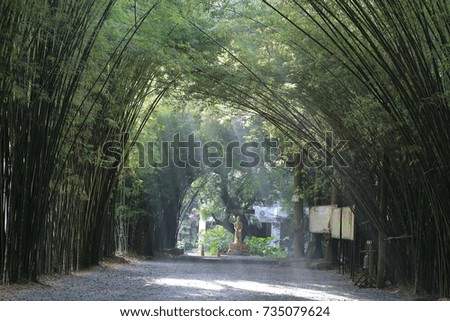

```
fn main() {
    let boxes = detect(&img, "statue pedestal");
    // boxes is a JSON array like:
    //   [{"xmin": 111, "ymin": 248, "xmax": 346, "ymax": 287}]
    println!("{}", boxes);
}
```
[{"xmin": 227, "ymin": 243, "xmax": 249, "ymax": 256}]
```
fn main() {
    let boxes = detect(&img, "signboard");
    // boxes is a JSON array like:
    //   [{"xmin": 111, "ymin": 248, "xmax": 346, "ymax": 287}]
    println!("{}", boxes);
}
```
[
  {"xmin": 331, "ymin": 206, "xmax": 355, "ymax": 240},
  {"xmin": 309, "ymin": 205, "xmax": 337, "ymax": 233},
  {"xmin": 226, "ymin": 209, "xmax": 255, "ymax": 215}
]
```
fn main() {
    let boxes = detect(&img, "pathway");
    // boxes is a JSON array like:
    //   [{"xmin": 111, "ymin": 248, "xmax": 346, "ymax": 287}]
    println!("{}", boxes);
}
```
[{"xmin": 1, "ymin": 255, "xmax": 412, "ymax": 301}]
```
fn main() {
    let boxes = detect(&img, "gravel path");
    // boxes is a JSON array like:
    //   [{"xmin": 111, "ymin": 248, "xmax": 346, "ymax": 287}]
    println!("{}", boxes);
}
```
[{"xmin": 0, "ymin": 255, "xmax": 412, "ymax": 301}]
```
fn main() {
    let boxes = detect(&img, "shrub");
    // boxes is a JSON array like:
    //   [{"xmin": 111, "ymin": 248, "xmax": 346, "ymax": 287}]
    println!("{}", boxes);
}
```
[
  {"xmin": 248, "ymin": 236, "xmax": 287, "ymax": 258},
  {"xmin": 199, "ymin": 226, "xmax": 233, "ymax": 255}
]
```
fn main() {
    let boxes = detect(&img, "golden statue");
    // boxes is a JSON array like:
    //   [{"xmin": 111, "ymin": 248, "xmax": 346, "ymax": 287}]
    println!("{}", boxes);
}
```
[{"xmin": 228, "ymin": 215, "xmax": 249, "ymax": 255}]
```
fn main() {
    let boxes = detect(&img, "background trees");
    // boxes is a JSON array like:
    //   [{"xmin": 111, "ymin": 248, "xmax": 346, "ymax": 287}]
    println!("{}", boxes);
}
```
[{"xmin": 119, "ymin": 101, "xmax": 287, "ymax": 253}]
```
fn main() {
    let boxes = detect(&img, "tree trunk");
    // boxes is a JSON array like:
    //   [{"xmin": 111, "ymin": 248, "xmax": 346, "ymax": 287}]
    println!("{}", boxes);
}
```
[
  {"xmin": 377, "ymin": 154, "xmax": 388, "ymax": 288},
  {"xmin": 293, "ymin": 153, "xmax": 304, "ymax": 258},
  {"xmin": 325, "ymin": 169, "xmax": 339, "ymax": 263},
  {"xmin": 377, "ymin": 230, "xmax": 386, "ymax": 288}
]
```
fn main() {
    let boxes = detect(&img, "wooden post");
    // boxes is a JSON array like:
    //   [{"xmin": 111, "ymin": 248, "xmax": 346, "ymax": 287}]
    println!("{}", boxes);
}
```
[
  {"xmin": 293, "ymin": 153, "xmax": 304, "ymax": 258},
  {"xmin": 368, "ymin": 240, "xmax": 374, "ymax": 287},
  {"xmin": 325, "ymin": 169, "xmax": 339, "ymax": 263},
  {"xmin": 377, "ymin": 153, "xmax": 388, "ymax": 288},
  {"xmin": 377, "ymin": 231, "xmax": 386, "ymax": 288},
  {"xmin": 339, "ymin": 207, "xmax": 343, "ymax": 274}
]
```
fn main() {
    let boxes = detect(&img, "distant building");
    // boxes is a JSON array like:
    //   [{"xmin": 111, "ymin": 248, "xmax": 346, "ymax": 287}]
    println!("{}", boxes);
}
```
[
  {"xmin": 248, "ymin": 205, "xmax": 292, "ymax": 249},
  {"xmin": 196, "ymin": 204, "xmax": 295, "ymax": 250}
]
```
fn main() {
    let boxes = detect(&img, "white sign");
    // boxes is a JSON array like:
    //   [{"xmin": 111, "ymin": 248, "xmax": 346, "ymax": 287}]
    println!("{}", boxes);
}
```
[
  {"xmin": 309, "ymin": 205, "xmax": 337, "ymax": 233},
  {"xmin": 331, "ymin": 206, "xmax": 355, "ymax": 240}
]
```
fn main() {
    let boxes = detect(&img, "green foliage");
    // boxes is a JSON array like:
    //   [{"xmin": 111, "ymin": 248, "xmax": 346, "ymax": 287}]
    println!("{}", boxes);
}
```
[
  {"xmin": 199, "ymin": 226, "xmax": 233, "ymax": 255},
  {"xmin": 247, "ymin": 236, "xmax": 287, "ymax": 258},
  {"xmin": 136, "ymin": 103, "xmax": 205, "ymax": 250},
  {"xmin": 198, "ymin": 202, "xmax": 225, "ymax": 221},
  {"xmin": 177, "ymin": 213, "xmax": 200, "ymax": 252}
]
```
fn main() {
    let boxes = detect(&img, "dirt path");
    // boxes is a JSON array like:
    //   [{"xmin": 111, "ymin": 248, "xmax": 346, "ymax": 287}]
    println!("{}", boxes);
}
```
[{"xmin": 0, "ymin": 256, "xmax": 412, "ymax": 301}]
